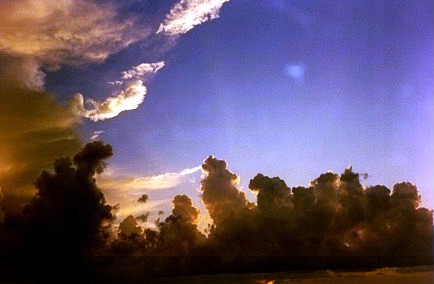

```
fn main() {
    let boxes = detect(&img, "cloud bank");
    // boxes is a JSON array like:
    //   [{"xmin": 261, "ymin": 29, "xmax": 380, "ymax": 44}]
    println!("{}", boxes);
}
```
[
  {"xmin": 157, "ymin": 0, "xmax": 230, "ymax": 36},
  {"xmin": 0, "ymin": 142, "xmax": 432, "ymax": 280}
]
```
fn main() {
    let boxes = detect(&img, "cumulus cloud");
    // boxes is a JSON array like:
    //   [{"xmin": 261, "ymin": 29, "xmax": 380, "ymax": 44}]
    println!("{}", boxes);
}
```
[
  {"xmin": 157, "ymin": 0, "xmax": 230, "ymax": 36},
  {"xmin": 157, "ymin": 194, "xmax": 206, "ymax": 255},
  {"xmin": 75, "ymin": 61, "xmax": 165, "ymax": 121},
  {"xmin": 0, "ymin": 143, "xmax": 432, "ymax": 279},
  {"xmin": 200, "ymin": 156, "xmax": 249, "ymax": 227}
]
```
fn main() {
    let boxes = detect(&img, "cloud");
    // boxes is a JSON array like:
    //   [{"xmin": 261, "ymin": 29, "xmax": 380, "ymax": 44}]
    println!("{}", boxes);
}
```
[
  {"xmin": 98, "ymin": 165, "xmax": 201, "ymax": 192},
  {"xmin": 0, "ymin": 143, "xmax": 432, "ymax": 278},
  {"xmin": 74, "ymin": 61, "xmax": 165, "ymax": 121},
  {"xmin": 157, "ymin": 0, "xmax": 230, "ymax": 36},
  {"xmin": 0, "ymin": 0, "xmax": 142, "ymax": 68},
  {"xmin": 0, "ymin": 142, "xmax": 115, "ymax": 257},
  {"xmin": 0, "ymin": 57, "xmax": 82, "ymax": 213},
  {"xmin": 97, "ymin": 165, "xmax": 201, "ymax": 221},
  {"xmin": 90, "ymin": 131, "xmax": 105, "ymax": 141},
  {"xmin": 121, "ymin": 62, "xmax": 165, "ymax": 80},
  {"xmin": 200, "ymin": 156, "xmax": 249, "ymax": 227},
  {"xmin": 156, "ymin": 194, "xmax": 206, "ymax": 255},
  {"xmin": 75, "ymin": 80, "xmax": 147, "ymax": 121},
  {"xmin": 0, "ymin": 0, "xmax": 147, "ymax": 210}
]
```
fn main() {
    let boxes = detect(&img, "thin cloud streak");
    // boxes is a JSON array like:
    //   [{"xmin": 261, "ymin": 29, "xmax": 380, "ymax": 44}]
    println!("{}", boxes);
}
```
[
  {"xmin": 98, "ymin": 165, "xmax": 201, "ymax": 192},
  {"xmin": 157, "ymin": 0, "xmax": 230, "ymax": 36}
]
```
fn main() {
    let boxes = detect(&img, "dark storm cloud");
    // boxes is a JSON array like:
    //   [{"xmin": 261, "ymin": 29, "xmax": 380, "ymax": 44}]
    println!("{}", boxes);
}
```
[
  {"xmin": 0, "ymin": 56, "xmax": 81, "ymax": 213},
  {"xmin": 0, "ymin": 142, "xmax": 115, "ymax": 258}
]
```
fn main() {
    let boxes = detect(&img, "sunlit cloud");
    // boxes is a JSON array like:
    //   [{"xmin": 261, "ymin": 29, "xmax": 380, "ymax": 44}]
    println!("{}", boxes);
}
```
[
  {"xmin": 121, "ymin": 62, "xmax": 165, "ymax": 80},
  {"xmin": 0, "ymin": 0, "xmax": 144, "ymax": 89},
  {"xmin": 157, "ymin": 0, "xmax": 230, "ymax": 36},
  {"xmin": 90, "ymin": 131, "xmax": 104, "ymax": 141},
  {"xmin": 98, "ymin": 165, "xmax": 201, "ymax": 221},
  {"xmin": 98, "ymin": 165, "xmax": 201, "ymax": 192},
  {"xmin": 74, "ymin": 61, "xmax": 165, "ymax": 121},
  {"xmin": 75, "ymin": 80, "xmax": 147, "ymax": 121}
]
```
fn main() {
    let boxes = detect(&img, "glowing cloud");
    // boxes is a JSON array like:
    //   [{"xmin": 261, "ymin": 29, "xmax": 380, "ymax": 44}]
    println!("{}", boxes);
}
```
[
  {"xmin": 98, "ymin": 165, "xmax": 201, "ymax": 192},
  {"xmin": 98, "ymin": 165, "xmax": 201, "ymax": 221},
  {"xmin": 0, "ymin": 0, "xmax": 143, "ymax": 87},
  {"xmin": 75, "ymin": 61, "xmax": 165, "ymax": 121},
  {"xmin": 157, "ymin": 0, "xmax": 230, "ymax": 36},
  {"xmin": 121, "ymin": 62, "xmax": 165, "ymax": 80},
  {"xmin": 75, "ymin": 80, "xmax": 147, "ymax": 122}
]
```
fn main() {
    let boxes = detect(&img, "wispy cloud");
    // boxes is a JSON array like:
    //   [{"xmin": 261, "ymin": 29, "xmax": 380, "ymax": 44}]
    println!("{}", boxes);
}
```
[
  {"xmin": 74, "ymin": 61, "xmax": 165, "ymax": 121},
  {"xmin": 98, "ymin": 165, "xmax": 201, "ymax": 221},
  {"xmin": 90, "ymin": 131, "xmax": 104, "ymax": 140},
  {"xmin": 98, "ymin": 165, "xmax": 201, "ymax": 192},
  {"xmin": 157, "ymin": 0, "xmax": 230, "ymax": 36},
  {"xmin": 121, "ymin": 62, "xmax": 165, "ymax": 80}
]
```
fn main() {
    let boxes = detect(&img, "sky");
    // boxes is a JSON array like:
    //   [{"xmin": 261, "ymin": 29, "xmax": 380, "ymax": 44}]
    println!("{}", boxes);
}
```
[{"xmin": 0, "ymin": 0, "xmax": 433, "ymax": 222}]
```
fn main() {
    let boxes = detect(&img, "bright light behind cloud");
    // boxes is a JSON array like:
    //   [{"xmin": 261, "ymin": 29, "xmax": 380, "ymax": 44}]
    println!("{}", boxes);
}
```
[
  {"xmin": 98, "ymin": 165, "xmax": 201, "ymax": 221},
  {"xmin": 74, "ymin": 61, "xmax": 165, "ymax": 121},
  {"xmin": 157, "ymin": 0, "xmax": 230, "ymax": 36},
  {"xmin": 98, "ymin": 166, "xmax": 201, "ymax": 192}
]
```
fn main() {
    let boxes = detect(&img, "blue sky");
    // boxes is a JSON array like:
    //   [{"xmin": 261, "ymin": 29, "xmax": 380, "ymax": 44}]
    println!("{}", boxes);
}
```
[{"xmin": 44, "ymin": 0, "xmax": 433, "ymax": 211}]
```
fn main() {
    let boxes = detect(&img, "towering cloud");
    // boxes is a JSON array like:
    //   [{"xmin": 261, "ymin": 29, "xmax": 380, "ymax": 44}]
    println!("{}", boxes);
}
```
[
  {"xmin": 157, "ymin": 195, "xmax": 206, "ymax": 256},
  {"xmin": 157, "ymin": 0, "xmax": 230, "ymax": 36},
  {"xmin": 200, "ymin": 156, "xmax": 248, "ymax": 227},
  {"xmin": 75, "ymin": 62, "xmax": 165, "ymax": 121}
]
